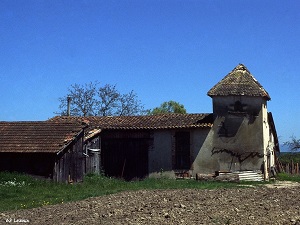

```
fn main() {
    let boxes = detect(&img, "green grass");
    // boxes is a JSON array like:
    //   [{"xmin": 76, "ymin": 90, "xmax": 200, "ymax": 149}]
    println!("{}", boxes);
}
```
[
  {"xmin": 276, "ymin": 172, "xmax": 300, "ymax": 182},
  {"xmin": 0, "ymin": 172, "xmax": 269, "ymax": 212}
]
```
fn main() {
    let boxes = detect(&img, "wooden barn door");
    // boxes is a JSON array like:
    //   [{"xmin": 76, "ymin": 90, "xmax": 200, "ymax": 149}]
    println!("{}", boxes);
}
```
[{"xmin": 102, "ymin": 138, "xmax": 149, "ymax": 180}]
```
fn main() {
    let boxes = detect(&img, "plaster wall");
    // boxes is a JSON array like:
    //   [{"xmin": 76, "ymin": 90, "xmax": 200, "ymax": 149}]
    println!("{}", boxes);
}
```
[
  {"xmin": 191, "ymin": 128, "xmax": 216, "ymax": 175},
  {"xmin": 268, "ymin": 131, "xmax": 276, "ymax": 167},
  {"xmin": 148, "ymin": 128, "xmax": 212, "ymax": 178},
  {"xmin": 212, "ymin": 96, "xmax": 267, "ymax": 117},
  {"xmin": 212, "ymin": 114, "xmax": 264, "ymax": 171},
  {"xmin": 211, "ymin": 96, "xmax": 267, "ymax": 173},
  {"xmin": 148, "ymin": 130, "xmax": 173, "ymax": 178},
  {"xmin": 192, "ymin": 96, "xmax": 270, "ymax": 174}
]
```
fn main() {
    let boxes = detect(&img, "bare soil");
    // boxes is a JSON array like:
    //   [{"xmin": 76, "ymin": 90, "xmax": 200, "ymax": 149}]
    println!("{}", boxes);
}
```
[{"xmin": 1, "ymin": 182, "xmax": 300, "ymax": 225}]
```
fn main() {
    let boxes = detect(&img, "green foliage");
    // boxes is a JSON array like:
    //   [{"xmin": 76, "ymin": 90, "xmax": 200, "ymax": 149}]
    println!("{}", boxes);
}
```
[
  {"xmin": 278, "ymin": 152, "xmax": 300, "ymax": 164},
  {"xmin": 0, "ymin": 172, "xmax": 248, "ymax": 212},
  {"xmin": 276, "ymin": 173, "xmax": 300, "ymax": 182},
  {"xmin": 149, "ymin": 100, "xmax": 187, "ymax": 115}
]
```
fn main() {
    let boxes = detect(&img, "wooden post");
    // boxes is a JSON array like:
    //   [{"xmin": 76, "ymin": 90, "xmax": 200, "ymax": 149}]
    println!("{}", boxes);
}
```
[{"xmin": 121, "ymin": 158, "xmax": 126, "ymax": 178}]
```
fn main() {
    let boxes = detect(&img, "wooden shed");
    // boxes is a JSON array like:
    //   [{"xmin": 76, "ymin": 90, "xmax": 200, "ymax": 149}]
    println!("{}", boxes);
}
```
[{"xmin": 0, "ymin": 121, "xmax": 85, "ymax": 183}]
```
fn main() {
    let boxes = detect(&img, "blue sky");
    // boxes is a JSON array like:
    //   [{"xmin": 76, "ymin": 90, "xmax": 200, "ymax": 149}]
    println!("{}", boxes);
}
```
[{"xmin": 0, "ymin": 0, "xmax": 299, "ymax": 143}]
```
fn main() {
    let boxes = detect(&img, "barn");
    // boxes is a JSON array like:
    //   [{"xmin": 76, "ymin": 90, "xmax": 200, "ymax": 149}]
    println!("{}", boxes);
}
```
[
  {"xmin": 0, "ymin": 121, "xmax": 86, "ymax": 182},
  {"xmin": 51, "ymin": 113, "xmax": 213, "ymax": 180}
]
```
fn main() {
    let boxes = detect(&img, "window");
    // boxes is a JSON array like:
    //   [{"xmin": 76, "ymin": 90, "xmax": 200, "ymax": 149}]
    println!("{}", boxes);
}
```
[
  {"xmin": 234, "ymin": 101, "xmax": 243, "ymax": 112},
  {"xmin": 174, "ymin": 132, "xmax": 190, "ymax": 170}
]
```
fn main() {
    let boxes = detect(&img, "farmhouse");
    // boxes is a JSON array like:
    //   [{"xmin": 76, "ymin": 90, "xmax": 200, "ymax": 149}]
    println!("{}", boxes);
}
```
[{"xmin": 0, "ymin": 64, "xmax": 279, "ymax": 182}]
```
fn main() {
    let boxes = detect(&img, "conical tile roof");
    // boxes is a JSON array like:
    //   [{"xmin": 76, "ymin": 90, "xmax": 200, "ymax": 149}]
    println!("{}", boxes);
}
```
[{"xmin": 207, "ymin": 64, "xmax": 271, "ymax": 100}]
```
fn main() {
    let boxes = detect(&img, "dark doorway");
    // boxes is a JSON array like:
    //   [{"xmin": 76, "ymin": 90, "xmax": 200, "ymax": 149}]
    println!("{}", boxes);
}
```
[
  {"xmin": 174, "ymin": 132, "xmax": 190, "ymax": 170},
  {"xmin": 101, "ymin": 138, "xmax": 149, "ymax": 180},
  {"xmin": 0, "ymin": 153, "xmax": 55, "ymax": 178}
]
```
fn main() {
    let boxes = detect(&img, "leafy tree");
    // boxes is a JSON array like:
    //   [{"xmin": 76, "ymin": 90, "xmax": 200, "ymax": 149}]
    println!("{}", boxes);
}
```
[
  {"xmin": 148, "ymin": 100, "xmax": 187, "ymax": 115},
  {"xmin": 284, "ymin": 136, "xmax": 300, "ymax": 152},
  {"xmin": 57, "ymin": 81, "xmax": 146, "ymax": 116}
]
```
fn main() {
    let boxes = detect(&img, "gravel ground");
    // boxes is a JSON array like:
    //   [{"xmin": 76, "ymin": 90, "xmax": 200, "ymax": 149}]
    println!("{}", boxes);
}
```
[{"xmin": 1, "ymin": 182, "xmax": 300, "ymax": 225}]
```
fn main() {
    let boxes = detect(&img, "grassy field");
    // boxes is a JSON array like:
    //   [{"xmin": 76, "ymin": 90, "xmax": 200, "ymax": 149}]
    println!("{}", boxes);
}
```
[
  {"xmin": 276, "ymin": 172, "xmax": 300, "ymax": 182},
  {"xmin": 0, "ymin": 172, "xmax": 258, "ymax": 212}
]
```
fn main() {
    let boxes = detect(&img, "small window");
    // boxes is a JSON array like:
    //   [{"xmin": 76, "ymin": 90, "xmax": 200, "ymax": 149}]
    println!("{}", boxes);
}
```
[{"xmin": 234, "ymin": 101, "xmax": 243, "ymax": 112}]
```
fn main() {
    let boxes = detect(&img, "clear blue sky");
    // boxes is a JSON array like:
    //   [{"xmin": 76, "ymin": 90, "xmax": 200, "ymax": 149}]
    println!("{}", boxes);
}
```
[{"xmin": 0, "ymin": 0, "xmax": 299, "ymax": 143}]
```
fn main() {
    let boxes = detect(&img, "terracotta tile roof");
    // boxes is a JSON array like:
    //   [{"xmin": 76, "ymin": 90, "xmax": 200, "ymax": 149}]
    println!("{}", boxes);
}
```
[
  {"xmin": 0, "ymin": 121, "xmax": 84, "ymax": 153},
  {"xmin": 207, "ymin": 64, "xmax": 271, "ymax": 100},
  {"xmin": 49, "ymin": 113, "xmax": 213, "ymax": 130}
]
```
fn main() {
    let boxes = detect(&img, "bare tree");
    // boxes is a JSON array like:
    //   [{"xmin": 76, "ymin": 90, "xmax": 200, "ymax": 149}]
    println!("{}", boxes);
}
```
[
  {"xmin": 284, "ymin": 136, "xmax": 300, "ymax": 152},
  {"xmin": 118, "ymin": 90, "xmax": 144, "ymax": 116},
  {"xmin": 57, "ymin": 82, "xmax": 146, "ymax": 117},
  {"xmin": 58, "ymin": 82, "xmax": 98, "ymax": 116},
  {"xmin": 97, "ymin": 84, "xmax": 120, "ymax": 116}
]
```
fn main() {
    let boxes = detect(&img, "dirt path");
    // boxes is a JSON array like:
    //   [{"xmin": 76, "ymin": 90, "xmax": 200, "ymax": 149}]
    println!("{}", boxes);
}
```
[{"xmin": 1, "ymin": 183, "xmax": 300, "ymax": 225}]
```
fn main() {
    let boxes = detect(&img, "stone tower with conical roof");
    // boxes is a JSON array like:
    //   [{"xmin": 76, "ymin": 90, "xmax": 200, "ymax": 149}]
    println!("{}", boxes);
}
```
[{"xmin": 202, "ymin": 64, "xmax": 275, "ymax": 179}]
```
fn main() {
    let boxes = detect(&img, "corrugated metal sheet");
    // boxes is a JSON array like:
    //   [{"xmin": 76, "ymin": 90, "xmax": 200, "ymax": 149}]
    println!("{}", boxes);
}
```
[{"xmin": 234, "ymin": 171, "xmax": 263, "ymax": 181}]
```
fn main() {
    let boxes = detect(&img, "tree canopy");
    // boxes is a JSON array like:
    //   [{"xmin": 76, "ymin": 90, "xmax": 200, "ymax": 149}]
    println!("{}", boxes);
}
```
[
  {"xmin": 148, "ymin": 100, "xmax": 187, "ymax": 115},
  {"xmin": 57, "ymin": 81, "xmax": 146, "ymax": 117}
]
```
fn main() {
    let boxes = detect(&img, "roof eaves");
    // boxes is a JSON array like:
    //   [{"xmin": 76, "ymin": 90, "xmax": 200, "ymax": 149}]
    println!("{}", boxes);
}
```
[{"xmin": 56, "ymin": 129, "xmax": 84, "ymax": 155}]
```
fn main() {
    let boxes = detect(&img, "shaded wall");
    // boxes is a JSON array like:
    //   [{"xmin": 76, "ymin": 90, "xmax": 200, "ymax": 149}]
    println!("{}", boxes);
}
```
[
  {"xmin": 148, "ymin": 130, "xmax": 173, "ymax": 177},
  {"xmin": 0, "ymin": 152, "xmax": 55, "ymax": 178},
  {"xmin": 149, "ymin": 128, "xmax": 212, "ymax": 178}
]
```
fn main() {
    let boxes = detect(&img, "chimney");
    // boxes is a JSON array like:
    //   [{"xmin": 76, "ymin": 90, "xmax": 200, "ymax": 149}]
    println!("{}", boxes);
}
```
[{"xmin": 67, "ymin": 96, "xmax": 71, "ymax": 116}]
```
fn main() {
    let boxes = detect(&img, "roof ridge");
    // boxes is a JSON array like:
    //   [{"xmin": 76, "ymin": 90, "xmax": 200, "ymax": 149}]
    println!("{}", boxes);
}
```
[{"xmin": 47, "ymin": 113, "xmax": 213, "ymax": 130}]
